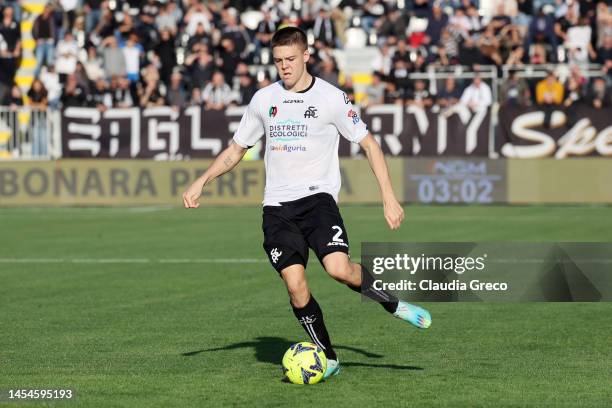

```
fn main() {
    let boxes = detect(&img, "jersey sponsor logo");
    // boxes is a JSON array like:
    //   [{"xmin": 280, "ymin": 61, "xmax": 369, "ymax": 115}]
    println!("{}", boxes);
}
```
[
  {"xmin": 270, "ymin": 248, "xmax": 282, "ymax": 263},
  {"xmin": 347, "ymin": 109, "xmax": 360, "ymax": 124},
  {"xmin": 270, "ymin": 144, "xmax": 307, "ymax": 153},
  {"xmin": 309, "ymin": 185, "xmax": 319, "ymax": 191},
  {"xmin": 303, "ymin": 106, "xmax": 318, "ymax": 118},
  {"xmin": 269, "ymin": 119, "xmax": 308, "ymax": 141},
  {"xmin": 283, "ymin": 99, "xmax": 304, "ymax": 104},
  {"xmin": 343, "ymin": 93, "xmax": 350, "ymax": 104},
  {"xmin": 269, "ymin": 106, "xmax": 278, "ymax": 117}
]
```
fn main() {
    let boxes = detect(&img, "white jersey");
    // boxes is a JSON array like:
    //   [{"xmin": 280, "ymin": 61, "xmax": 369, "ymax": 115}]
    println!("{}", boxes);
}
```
[{"xmin": 233, "ymin": 77, "xmax": 368, "ymax": 206}]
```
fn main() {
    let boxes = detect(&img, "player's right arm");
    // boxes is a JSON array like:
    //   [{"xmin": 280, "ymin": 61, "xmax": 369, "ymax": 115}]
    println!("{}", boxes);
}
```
[
  {"xmin": 183, "ymin": 91, "xmax": 265, "ymax": 208},
  {"xmin": 182, "ymin": 142, "xmax": 247, "ymax": 208}
]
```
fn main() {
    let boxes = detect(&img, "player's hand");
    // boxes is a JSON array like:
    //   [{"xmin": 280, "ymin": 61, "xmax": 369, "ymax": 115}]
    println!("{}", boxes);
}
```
[
  {"xmin": 383, "ymin": 196, "xmax": 404, "ymax": 230},
  {"xmin": 182, "ymin": 178, "xmax": 205, "ymax": 209}
]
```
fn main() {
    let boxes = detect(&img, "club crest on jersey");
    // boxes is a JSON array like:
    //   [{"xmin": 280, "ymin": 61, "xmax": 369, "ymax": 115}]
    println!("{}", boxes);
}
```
[
  {"xmin": 347, "ymin": 109, "xmax": 360, "ymax": 124},
  {"xmin": 303, "ymin": 106, "xmax": 318, "ymax": 118},
  {"xmin": 269, "ymin": 106, "xmax": 278, "ymax": 117},
  {"xmin": 343, "ymin": 93, "xmax": 350, "ymax": 104}
]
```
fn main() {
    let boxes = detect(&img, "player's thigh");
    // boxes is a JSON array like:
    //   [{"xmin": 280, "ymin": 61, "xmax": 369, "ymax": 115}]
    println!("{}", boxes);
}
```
[
  {"xmin": 321, "ymin": 251, "xmax": 354, "ymax": 282},
  {"xmin": 262, "ymin": 206, "xmax": 309, "ymax": 273},
  {"xmin": 302, "ymin": 194, "xmax": 350, "ymax": 263}
]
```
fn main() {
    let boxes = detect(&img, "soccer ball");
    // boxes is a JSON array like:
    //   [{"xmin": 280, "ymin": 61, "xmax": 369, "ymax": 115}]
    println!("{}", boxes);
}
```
[{"xmin": 282, "ymin": 342, "xmax": 327, "ymax": 384}]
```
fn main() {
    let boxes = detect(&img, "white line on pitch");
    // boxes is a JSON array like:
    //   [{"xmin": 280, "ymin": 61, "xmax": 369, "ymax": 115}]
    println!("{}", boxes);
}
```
[{"xmin": 0, "ymin": 258, "xmax": 268, "ymax": 264}]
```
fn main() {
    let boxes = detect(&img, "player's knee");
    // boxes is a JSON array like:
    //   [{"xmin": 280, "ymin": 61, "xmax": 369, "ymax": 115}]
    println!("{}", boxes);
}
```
[
  {"xmin": 286, "ymin": 279, "xmax": 310, "ymax": 308},
  {"xmin": 325, "ymin": 260, "xmax": 354, "ymax": 284}
]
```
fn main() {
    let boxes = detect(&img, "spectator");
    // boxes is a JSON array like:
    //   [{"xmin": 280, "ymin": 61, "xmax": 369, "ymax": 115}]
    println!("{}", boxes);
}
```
[
  {"xmin": 54, "ymin": 31, "xmax": 78, "ymax": 83},
  {"xmin": 27, "ymin": 79, "xmax": 48, "ymax": 109},
  {"xmin": 376, "ymin": 8, "xmax": 408, "ymax": 45},
  {"xmin": 188, "ymin": 86, "xmax": 203, "ymax": 106},
  {"xmin": 61, "ymin": 74, "xmax": 87, "ymax": 107},
  {"xmin": 525, "ymin": 7, "xmax": 557, "ymax": 58},
  {"xmin": 598, "ymin": 35, "xmax": 612, "ymax": 76},
  {"xmin": 60, "ymin": 0, "xmax": 78, "ymax": 33},
  {"xmin": 236, "ymin": 72, "xmax": 258, "ymax": 106},
  {"xmin": 82, "ymin": 46, "xmax": 105, "ymax": 82},
  {"xmin": 312, "ymin": 7, "xmax": 337, "ymax": 48},
  {"xmin": 123, "ymin": 33, "xmax": 144, "ymax": 84},
  {"xmin": 501, "ymin": 71, "xmax": 531, "ymax": 106},
  {"xmin": 1, "ymin": 83, "xmax": 23, "ymax": 109},
  {"xmin": 361, "ymin": 0, "xmax": 386, "ymax": 32},
  {"xmin": 187, "ymin": 22, "xmax": 212, "ymax": 51},
  {"xmin": 437, "ymin": 76, "xmax": 462, "ymax": 108},
  {"xmin": 138, "ymin": 64, "xmax": 166, "ymax": 107},
  {"xmin": 0, "ymin": 6, "xmax": 21, "ymax": 87},
  {"xmin": 220, "ymin": 9, "xmax": 251, "ymax": 57},
  {"xmin": 89, "ymin": 78, "xmax": 113, "ymax": 111},
  {"xmin": 566, "ymin": 17, "xmax": 597, "ymax": 64},
  {"xmin": 112, "ymin": 76, "xmax": 135, "ymax": 108},
  {"xmin": 255, "ymin": 9, "xmax": 277, "ymax": 60},
  {"xmin": 156, "ymin": 2, "xmax": 179, "ymax": 36},
  {"xmin": 536, "ymin": 71, "xmax": 564, "ymax": 128},
  {"xmin": 84, "ymin": 0, "xmax": 103, "ymax": 34},
  {"xmin": 184, "ymin": 3, "xmax": 213, "ymax": 37},
  {"xmin": 588, "ymin": 77, "xmax": 611, "ymax": 109},
  {"xmin": 424, "ymin": 4, "xmax": 449, "ymax": 47},
  {"xmin": 167, "ymin": 71, "xmax": 187, "ymax": 108},
  {"xmin": 406, "ymin": 79, "xmax": 433, "ymax": 108},
  {"xmin": 363, "ymin": 71, "xmax": 386, "ymax": 107},
  {"xmin": 32, "ymin": 4, "xmax": 56, "ymax": 78},
  {"xmin": 40, "ymin": 65, "xmax": 62, "ymax": 109},
  {"xmin": 202, "ymin": 71, "xmax": 235, "ymax": 110},
  {"xmin": 318, "ymin": 58, "xmax": 339, "ymax": 87},
  {"xmin": 101, "ymin": 36, "xmax": 126, "ymax": 79},
  {"xmin": 90, "ymin": 6, "xmax": 116, "ymax": 44},
  {"xmin": 478, "ymin": 25, "xmax": 503, "ymax": 66},
  {"xmin": 460, "ymin": 75, "xmax": 493, "ymax": 111},
  {"xmin": 372, "ymin": 42, "xmax": 393, "ymax": 76},
  {"xmin": 218, "ymin": 38, "xmax": 241, "ymax": 85},
  {"xmin": 185, "ymin": 44, "xmax": 215, "ymax": 88}
]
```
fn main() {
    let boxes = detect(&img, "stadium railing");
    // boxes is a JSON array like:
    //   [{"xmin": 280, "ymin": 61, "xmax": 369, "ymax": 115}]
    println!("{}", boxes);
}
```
[{"xmin": 0, "ymin": 107, "xmax": 57, "ymax": 160}]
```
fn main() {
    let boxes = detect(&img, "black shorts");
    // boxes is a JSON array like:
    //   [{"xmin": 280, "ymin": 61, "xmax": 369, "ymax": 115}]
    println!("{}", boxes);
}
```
[{"xmin": 262, "ymin": 193, "xmax": 350, "ymax": 273}]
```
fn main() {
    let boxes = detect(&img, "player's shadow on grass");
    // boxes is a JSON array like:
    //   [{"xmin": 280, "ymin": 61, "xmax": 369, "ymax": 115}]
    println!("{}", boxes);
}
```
[{"xmin": 182, "ymin": 336, "xmax": 423, "ymax": 371}]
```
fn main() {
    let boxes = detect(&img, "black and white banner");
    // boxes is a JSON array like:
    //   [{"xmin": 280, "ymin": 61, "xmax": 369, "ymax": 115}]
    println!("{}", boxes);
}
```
[
  {"xmin": 497, "ymin": 105, "xmax": 612, "ymax": 158},
  {"xmin": 60, "ymin": 105, "xmax": 491, "ymax": 159}
]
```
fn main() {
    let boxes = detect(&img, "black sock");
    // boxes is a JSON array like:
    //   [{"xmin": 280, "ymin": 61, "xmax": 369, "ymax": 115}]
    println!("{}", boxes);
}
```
[
  {"xmin": 292, "ymin": 295, "xmax": 337, "ymax": 361},
  {"xmin": 347, "ymin": 264, "xmax": 398, "ymax": 314}
]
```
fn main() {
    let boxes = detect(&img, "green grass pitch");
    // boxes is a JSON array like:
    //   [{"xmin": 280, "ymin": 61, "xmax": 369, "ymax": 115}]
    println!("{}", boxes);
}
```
[{"xmin": 1, "ymin": 205, "xmax": 611, "ymax": 407}]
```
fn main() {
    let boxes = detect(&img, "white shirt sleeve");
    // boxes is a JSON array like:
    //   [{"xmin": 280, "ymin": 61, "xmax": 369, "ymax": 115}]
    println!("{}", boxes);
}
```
[
  {"xmin": 331, "ymin": 91, "xmax": 368, "ymax": 144},
  {"xmin": 232, "ymin": 93, "xmax": 265, "ymax": 148}
]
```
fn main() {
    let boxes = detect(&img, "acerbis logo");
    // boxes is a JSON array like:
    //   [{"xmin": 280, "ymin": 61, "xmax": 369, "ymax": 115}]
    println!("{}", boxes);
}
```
[
  {"xmin": 347, "ymin": 109, "xmax": 360, "ymax": 124},
  {"xmin": 304, "ymin": 106, "xmax": 318, "ymax": 118},
  {"xmin": 283, "ymin": 99, "xmax": 304, "ymax": 103},
  {"xmin": 270, "ymin": 248, "xmax": 282, "ymax": 263},
  {"xmin": 326, "ymin": 225, "xmax": 348, "ymax": 247},
  {"xmin": 269, "ymin": 106, "xmax": 278, "ymax": 117}
]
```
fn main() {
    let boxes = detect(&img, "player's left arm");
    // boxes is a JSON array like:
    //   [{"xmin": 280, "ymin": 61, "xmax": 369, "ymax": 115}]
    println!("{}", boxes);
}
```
[{"xmin": 359, "ymin": 133, "xmax": 405, "ymax": 230}]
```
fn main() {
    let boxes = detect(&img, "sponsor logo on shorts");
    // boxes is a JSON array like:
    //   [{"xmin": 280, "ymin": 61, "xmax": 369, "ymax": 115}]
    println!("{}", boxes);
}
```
[
  {"xmin": 326, "ymin": 241, "xmax": 349, "ymax": 248},
  {"xmin": 270, "ymin": 248, "xmax": 282, "ymax": 263}
]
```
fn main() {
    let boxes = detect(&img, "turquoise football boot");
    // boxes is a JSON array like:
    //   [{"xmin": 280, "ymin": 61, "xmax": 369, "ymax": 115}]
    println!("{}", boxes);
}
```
[
  {"xmin": 393, "ymin": 301, "xmax": 432, "ymax": 329},
  {"xmin": 323, "ymin": 359, "xmax": 340, "ymax": 379}
]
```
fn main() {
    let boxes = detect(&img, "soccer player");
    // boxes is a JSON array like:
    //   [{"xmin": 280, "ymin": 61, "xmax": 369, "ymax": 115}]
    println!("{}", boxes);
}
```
[{"xmin": 183, "ymin": 26, "xmax": 431, "ymax": 379}]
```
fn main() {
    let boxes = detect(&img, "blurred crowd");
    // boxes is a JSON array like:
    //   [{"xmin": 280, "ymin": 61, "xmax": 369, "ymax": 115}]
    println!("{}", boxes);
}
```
[{"xmin": 0, "ymin": 0, "xmax": 610, "ymax": 111}]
